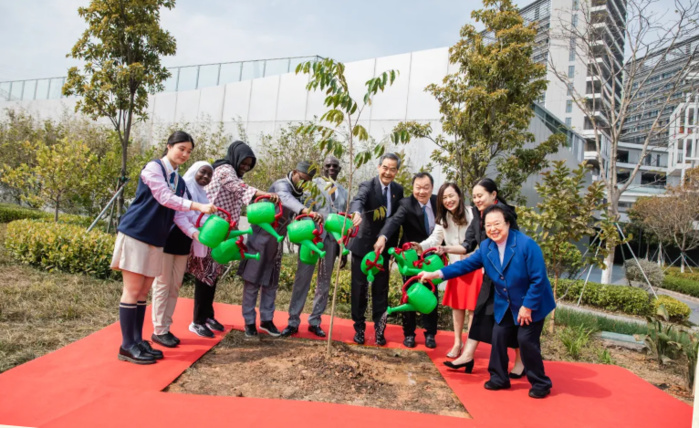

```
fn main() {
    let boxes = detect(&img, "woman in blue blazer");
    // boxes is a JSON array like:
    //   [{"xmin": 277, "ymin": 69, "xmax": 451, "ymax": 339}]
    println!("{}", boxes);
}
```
[{"xmin": 419, "ymin": 204, "xmax": 555, "ymax": 399}]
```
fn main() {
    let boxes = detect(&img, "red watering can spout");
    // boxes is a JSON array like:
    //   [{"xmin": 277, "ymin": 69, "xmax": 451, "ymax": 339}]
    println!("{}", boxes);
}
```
[{"xmin": 254, "ymin": 196, "xmax": 283, "ymax": 227}]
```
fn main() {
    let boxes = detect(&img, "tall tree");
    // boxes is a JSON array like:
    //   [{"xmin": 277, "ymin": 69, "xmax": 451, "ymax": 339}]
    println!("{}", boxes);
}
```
[
  {"xmin": 517, "ymin": 161, "xmax": 612, "ymax": 329},
  {"xmin": 396, "ymin": 0, "xmax": 564, "ymax": 204},
  {"xmin": 63, "ymin": 0, "xmax": 177, "ymax": 217},
  {"xmin": 549, "ymin": 0, "xmax": 699, "ymax": 283}
]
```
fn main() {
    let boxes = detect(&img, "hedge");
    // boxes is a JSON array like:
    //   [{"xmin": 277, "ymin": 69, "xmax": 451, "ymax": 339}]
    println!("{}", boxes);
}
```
[
  {"xmin": 5, "ymin": 219, "xmax": 117, "ymax": 279},
  {"xmin": 666, "ymin": 267, "xmax": 699, "ymax": 283},
  {"xmin": 556, "ymin": 278, "xmax": 652, "ymax": 316},
  {"xmin": 0, "ymin": 203, "xmax": 94, "ymax": 227},
  {"xmin": 662, "ymin": 275, "xmax": 699, "ymax": 299},
  {"xmin": 652, "ymin": 295, "xmax": 691, "ymax": 323}
]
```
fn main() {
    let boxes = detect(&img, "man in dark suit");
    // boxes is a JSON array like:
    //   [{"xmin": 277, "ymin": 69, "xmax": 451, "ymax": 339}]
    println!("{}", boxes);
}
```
[
  {"xmin": 348, "ymin": 153, "xmax": 404, "ymax": 346},
  {"xmin": 374, "ymin": 172, "xmax": 438, "ymax": 349}
]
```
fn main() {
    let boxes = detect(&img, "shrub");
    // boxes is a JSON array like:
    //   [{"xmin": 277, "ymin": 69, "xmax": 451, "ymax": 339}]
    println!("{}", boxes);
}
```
[
  {"xmin": 0, "ymin": 203, "xmax": 94, "ymax": 227},
  {"xmin": 666, "ymin": 267, "xmax": 699, "ymax": 283},
  {"xmin": 625, "ymin": 258, "xmax": 664, "ymax": 288},
  {"xmin": 662, "ymin": 276, "xmax": 699, "ymax": 298},
  {"xmin": 559, "ymin": 325, "xmax": 594, "ymax": 360},
  {"xmin": 651, "ymin": 295, "xmax": 691, "ymax": 323},
  {"xmin": 556, "ymin": 278, "xmax": 652, "ymax": 316},
  {"xmin": 5, "ymin": 219, "xmax": 117, "ymax": 279}
]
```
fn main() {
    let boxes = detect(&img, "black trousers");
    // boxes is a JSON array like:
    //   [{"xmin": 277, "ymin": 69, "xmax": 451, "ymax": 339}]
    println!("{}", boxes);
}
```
[
  {"xmin": 350, "ymin": 252, "xmax": 390, "ymax": 332},
  {"xmin": 489, "ymin": 310, "xmax": 552, "ymax": 392},
  {"xmin": 193, "ymin": 279, "xmax": 217, "ymax": 325},
  {"xmin": 401, "ymin": 275, "xmax": 439, "ymax": 337}
]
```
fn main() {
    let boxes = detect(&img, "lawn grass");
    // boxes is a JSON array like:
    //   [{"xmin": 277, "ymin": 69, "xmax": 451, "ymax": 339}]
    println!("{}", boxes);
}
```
[{"xmin": 552, "ymin": 307, "xmax": 648, "ymax": 336}]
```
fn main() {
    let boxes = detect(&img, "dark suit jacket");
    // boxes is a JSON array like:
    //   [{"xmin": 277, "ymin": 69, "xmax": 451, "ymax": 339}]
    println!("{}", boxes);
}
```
[
  {"xmin": 379, "ymin": 194, "xmax": 438, "ymax": 246},
  {"xmin": 347, "ymin": 176, "xmax": 404, "ymax": 256}
]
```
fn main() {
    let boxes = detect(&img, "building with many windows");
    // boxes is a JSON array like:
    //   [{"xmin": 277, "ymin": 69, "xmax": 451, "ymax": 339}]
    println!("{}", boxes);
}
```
[{"xmin": 668, "ymin": 94, "xmax": 699, "ymax": 184}]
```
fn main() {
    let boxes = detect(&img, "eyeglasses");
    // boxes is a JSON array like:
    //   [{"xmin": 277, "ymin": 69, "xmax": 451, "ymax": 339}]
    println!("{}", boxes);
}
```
[{"xmin": 484, "ymin": 221, "xmax": 505, "ymax": 230}]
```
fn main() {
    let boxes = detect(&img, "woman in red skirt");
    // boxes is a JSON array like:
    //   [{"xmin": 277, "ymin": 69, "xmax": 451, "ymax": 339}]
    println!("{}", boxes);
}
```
[{"xmin": 412, "ymin": 183, "xmax": 482, "ymax": 359}]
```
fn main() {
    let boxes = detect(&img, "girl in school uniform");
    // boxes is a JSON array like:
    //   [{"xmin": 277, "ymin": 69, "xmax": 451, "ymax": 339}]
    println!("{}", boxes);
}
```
[
  {"xmin": 111, "ymin": 131, "xmax": 216, "ymax": 365},
  {"xmin": 151, "ymin": 161, "xmax": 214, "ymax": 348}
]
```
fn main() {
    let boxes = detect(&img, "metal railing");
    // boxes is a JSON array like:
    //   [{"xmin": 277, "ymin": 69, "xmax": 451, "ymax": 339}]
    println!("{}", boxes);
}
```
[{"xmin": 0, "ymin": 55, "xmax": 322, "ymax": 102}]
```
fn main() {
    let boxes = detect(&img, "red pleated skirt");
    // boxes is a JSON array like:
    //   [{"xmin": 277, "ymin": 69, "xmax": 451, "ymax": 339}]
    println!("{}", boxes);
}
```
[{"xmin": 442, "ymin": 269, "xmax": 483, "ymax": 310}]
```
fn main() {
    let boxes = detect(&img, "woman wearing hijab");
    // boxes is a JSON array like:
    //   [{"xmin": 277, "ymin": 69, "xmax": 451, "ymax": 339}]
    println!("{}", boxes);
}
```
[
  {"xmin": 188, "ymin": 141, "xmax": 279, "ymax": 338},
  {"xmin": 151, "ymin": 161, "xmax": 213, "ymax": 348}
]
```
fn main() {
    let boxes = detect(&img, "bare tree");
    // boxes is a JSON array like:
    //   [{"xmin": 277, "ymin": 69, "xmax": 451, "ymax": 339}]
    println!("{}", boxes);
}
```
[{"xmin": 548, "ymin": 0, "xmax": 699, "ymax": 283}]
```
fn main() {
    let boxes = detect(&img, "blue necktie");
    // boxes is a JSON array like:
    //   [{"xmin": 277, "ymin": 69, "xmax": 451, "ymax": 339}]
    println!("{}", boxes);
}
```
[{"xmin": 422, "ymin": 205, "xmax": 430, "ymax": 233}]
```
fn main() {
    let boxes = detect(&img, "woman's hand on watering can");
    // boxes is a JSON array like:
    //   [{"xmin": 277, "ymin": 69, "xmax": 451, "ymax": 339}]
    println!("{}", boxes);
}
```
[
  {"xmin": 193, "ymin": 202, "xmax": 217, "ymax": 214},
  {"xmin": 417, "ymin": 270, "xmax": 441, "ymax": 283},
  {"xmin": 351, "ymin": 212, "xmax": 362, "ymax": 228},
  {"xmin": 192, "ymin": 231, "xmax": 200, "ymax": 242},
  {"xmin": 435, "ymin": 246, "xmax": 447, "ymax": 255},
  {"xmin": 309, "ymin": 211, "xmax": 323, "ymax": 224},
  {"xmin": 409, "ymin": 242, "xmax": 423, "ymax": 254},
  {"xmin": 258, "ymin": 191, "xmax": 279, "ymax": 203}
]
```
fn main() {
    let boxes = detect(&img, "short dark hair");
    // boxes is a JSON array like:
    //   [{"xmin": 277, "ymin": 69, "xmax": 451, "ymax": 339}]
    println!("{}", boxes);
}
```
[
  {"xmin": 482, "ymin": 204, "xmax": 515, "ymax": 225},
  {"xmin": 412, "ymin": 172, "xmax": 434, "ymax": 186},
  {"xmin": 378, "ymin": 153, "xmax": 402, "ymax": 169}
]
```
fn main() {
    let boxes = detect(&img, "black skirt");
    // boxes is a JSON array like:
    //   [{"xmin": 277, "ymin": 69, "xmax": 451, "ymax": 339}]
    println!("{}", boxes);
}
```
[{"xmin": 468, "ymin": 274, "xmax": 519, "ymax": 349}]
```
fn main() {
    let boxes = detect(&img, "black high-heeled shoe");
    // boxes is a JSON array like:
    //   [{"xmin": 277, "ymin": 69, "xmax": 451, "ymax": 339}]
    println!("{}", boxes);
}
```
[
  {"xmin": 443, "ymin": 359, "xmax": 475, "ymax": 373},
  {"xmin": 509, "ymin": 368, "xmax": 526, "ymax": 379}
]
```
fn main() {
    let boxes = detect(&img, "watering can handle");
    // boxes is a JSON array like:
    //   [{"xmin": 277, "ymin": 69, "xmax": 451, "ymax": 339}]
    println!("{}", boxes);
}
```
[
  {"xmin": 253, "ymin": 195, "xmax": 283, "ymax": 225},
  {"xmin": 195, "ymin": 207, "xmax": 232, "ymax": 229},
  {"xmin": 294, "ymin": 213, "xmax": 324, "ymax": 238},
  {"xmin": 337, "ymin": 211, "xmax": 359, "ymax": 238},
  {"xmin": 401, "ymin": 276, "xmax": 436, "ymax": 303}
]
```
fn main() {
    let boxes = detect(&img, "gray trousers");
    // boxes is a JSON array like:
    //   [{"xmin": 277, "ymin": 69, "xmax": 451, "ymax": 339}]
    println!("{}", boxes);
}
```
[
  {"xmin": 287, "ymin": 234, "xmax": 339, "ymax": 328},
  {"xmin": 242, "ymin": 280, "xmax": 279, "ymax": 325}
]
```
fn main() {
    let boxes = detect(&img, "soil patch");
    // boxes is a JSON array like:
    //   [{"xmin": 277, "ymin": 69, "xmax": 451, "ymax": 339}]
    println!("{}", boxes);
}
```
[{"xmin": 166, "ymin": 331, "xmax": 469, "ymax": 418}]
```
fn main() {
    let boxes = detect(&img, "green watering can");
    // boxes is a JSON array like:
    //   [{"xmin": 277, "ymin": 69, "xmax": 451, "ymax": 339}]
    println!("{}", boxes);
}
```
[
  {"xmin": 211, "ymin": 236, "xmax": 261, "ymax": 264},
  {"xmin": 386, "ymin": 276, "xmax": 437, "ymax": 315},
  {"xmin": 246, "ymin": 196, "xmax": 284, "ymax": 242},
  {"xmin": 360, "ymin": 251, "xmax": 385, "ymax": 282},
  {"xmin": 300, "ymin": 240, "xmax": 325, "ymax": 265},
  {"xmin": 324, "ymin": 212, "xmax": 358, "ymax": 256},
  {"xmin": 416, "ymin": 247, "xmax": 448, "ymax": 286},
  {"xmin": 288, "ymin": 214, "xmax": 326, "ymax": 263},
  {"xmin": 196, "ymin": 208, "xmax": 237, "ymax": 249},
  {"xmin": 388, "ymin": 243, "xmax": 422, "ymax": 277}
]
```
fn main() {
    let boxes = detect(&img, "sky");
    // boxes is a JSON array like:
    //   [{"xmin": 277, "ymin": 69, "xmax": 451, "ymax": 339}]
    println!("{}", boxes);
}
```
[{"xmin": 0, "ymin": 0, "xmax": 483, "ymax": 82}]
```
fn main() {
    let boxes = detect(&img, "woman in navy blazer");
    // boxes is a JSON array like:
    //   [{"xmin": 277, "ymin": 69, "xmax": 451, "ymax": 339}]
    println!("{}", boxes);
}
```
[{"xmin": 418, "ymin": 204, "xmax": 555, "ymax": 398}]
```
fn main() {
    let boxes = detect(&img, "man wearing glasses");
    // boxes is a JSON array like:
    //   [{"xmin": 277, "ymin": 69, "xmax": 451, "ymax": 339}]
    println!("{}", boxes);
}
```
[
  {"xmin": 347, "ymin": 153, "xmax": 404, "ymax": 346},
  {"xmin": 281, "ymin": 156, "xmax": 352, "ymax": 337},
  {"xmin": 237, "ymin": 161, "xmax": 321, "ymax": 338}
]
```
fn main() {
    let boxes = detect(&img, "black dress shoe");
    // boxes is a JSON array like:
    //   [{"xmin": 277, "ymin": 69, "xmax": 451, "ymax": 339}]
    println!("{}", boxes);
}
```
[
  {"xmin": 509, "ymin": 368, "xmax": 527, "ymax": 379},
  {"xmin": 403, "ymin": 335, "xmax": 416, "ymax": 348},
  {"xmin": 138, "ymin": 341, "xmax": 163, "ymax": 359},
  {"xmin": 152, "ymin": 332, "xmax": 178, "ymax": 348},
  {"xmin": 529, "ymin": 388, "xmax": 551, "ymax": 399},
  {"xmin": 280, "ymin": 326, "xmax": 298, "ymax": 337},
  {"xmin": 484, "ymin": 380, "xmax": 511, "ymax": 391},
  {"xmin": 375, "ymin": 334, "xmax": 386, "ymax": 346},
  {"xmin": 425, "ymin": 334, "xmax": 437, "ymax": 349},
  {"xmin": 353, "ymin": 330, "xmax": 365, "ymax": 345},
  {"xmin": 118, "ymin": 344, "xmax": 156, "ymax": 365},
  {"xmin": 443, "ymin": 359, "xmax": 475, "ymax": 373},
  {"xmin": 308, "ymin": 325, "xmax": 326, "ymax": 337}
]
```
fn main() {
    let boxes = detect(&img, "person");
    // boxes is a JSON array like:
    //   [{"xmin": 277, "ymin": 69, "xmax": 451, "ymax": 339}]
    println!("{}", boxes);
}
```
[
  {"xmin": 374, "ymin": 172, "xmax": 438, "ymax": 348},
  {"xmin": 347, "ymin": 153, "xmax": 404, "ymax": 346},
  {"xmin": 237, "ymin": 161, "xmax": 321, "ymax": 338},
  {"xmin": 111, "ymin": 131, "xmax": 216, "ymax": 364},
  {"xmin": 410, "ymin": 182, "xmax": 481, "ymax": 358},
  {"xmin": 443, "ymin": 178, "xmax": 524, "ymax": 375},
  {"xmin": 151, "ymin": 161, "xmax": 213, "ymax": 348},
  {"xmin": 418, "ymin": 204, "xmax": 555, "ymax": 399},
  {"xmin": 187, "ymin": 141, "xmax": 278, "ymax": 338},
  {"xmin": 281, "ymin": 156, "xmax": 350, "ymax": 338}
]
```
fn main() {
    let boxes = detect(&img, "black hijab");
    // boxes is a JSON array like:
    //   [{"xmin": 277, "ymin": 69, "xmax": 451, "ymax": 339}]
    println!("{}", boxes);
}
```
[{"xmin": 212, "ymin": 140, "xmax": 257, "ymax": 177}]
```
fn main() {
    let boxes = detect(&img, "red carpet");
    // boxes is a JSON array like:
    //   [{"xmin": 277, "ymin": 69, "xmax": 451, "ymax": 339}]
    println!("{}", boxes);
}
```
[{"xmin": 0, "ymin": 299, "xmax": 692, "ymax": 427}]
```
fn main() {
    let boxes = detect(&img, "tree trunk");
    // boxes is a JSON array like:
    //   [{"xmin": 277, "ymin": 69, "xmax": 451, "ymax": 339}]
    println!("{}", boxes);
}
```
[
  {"xmin": 601, "ymin": 249, "xmax": 615, "ymax": 284},
  {"xmin": 681, "ymin": 255, "xmax": 686, "ymax": 273},
  {"xmin": 549, "ymin": 275, "xmax": 558, "ymax": 333},
  {"xmin": 54, "ymin": 195, "xmax": 60, "ymax": 222}
]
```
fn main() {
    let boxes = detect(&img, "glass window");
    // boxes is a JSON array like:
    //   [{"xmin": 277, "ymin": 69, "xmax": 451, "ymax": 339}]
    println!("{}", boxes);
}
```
[
  {"xmin": 565, "ymin": 117, "xmax": 572, "ymax": 127},
  {"xmin": 573, "ymin": 0, "xmax": 579, "ymax": 10},
  {"xmin": 567, "ymin": 84, "xmax": 574, "ymax": 96},
  {"xmin": 568, "ymin": 65, "xmax": 575, "ymax": 78},
  {"xmin": 569, "ymin": 49, "xmax": 576, "ymax": 61},
  {"xmin": 566, "ymin": 100, "xmax": 573, "ymax": 113},
  {"xmin": 572, "ymin": 14, "xmax": 578, "ymax": 27}
]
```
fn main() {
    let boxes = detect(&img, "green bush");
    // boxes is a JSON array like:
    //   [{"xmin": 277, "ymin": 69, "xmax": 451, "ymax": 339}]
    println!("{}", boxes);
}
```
[
  {"xmin": 666, "ymin": 267, "xmax": 699, "ymax": 283},
  {"xmin": 556, "ymin": 278, "xmax": 651, "ymax": 316},
  {"xmin": 0, "ymin": 203, "xmax": 94, "ymax": 227},
  {"xmin": 662, "ymin": 275, "xmax": 699, "ymax": 298},
  {"xmin": 4, "ymin": 219, "xmax": 117, "ymax": 279},
  {"xmin": 625, "ymin": 259, "xmax": 664, "ymax": 288},
  {"xmin": 559, "ymin": 325, "xmax": 594, "ymax": 360},
  {"xmin": 652, "ymin": 295, "xmax": 691, "ymax": 323}
]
